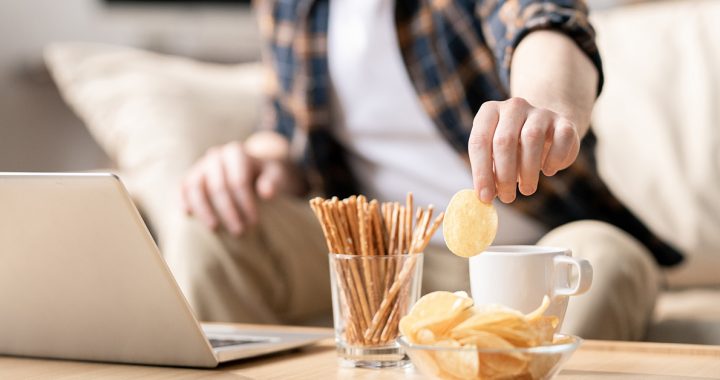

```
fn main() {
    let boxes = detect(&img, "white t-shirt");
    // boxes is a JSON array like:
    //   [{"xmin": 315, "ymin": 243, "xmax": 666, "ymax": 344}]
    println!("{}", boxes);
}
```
[{"xmin": 326, "ymin": 0, "xmax": 546, "ymax": 245}]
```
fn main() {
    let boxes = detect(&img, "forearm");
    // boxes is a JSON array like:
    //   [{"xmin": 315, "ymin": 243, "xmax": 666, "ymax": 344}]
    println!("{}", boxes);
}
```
[
  {"xmin": 244, "ymin": 130, "xmax": 291, "ymax": 161},
  {"xmin": 510, "ymin": 31, "xmax": 599, "ymax": 137}
]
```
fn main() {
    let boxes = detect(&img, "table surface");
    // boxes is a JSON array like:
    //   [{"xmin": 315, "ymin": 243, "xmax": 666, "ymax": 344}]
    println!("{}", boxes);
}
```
[{"xmin": 1, "ymin": 324, "xmax": 719, "ymax": 379}]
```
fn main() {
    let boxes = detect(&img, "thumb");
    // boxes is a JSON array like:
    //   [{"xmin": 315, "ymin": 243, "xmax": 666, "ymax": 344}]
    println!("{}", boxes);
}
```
[{"xmin": 255, "ymin": 161, "xmax": 285, "ymax": 200}]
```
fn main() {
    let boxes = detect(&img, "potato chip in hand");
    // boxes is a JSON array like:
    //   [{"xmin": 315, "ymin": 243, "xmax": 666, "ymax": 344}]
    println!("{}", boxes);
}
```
[{"xmin": 443, "ymin": 189, "xmax": 498, "ymax": 257}]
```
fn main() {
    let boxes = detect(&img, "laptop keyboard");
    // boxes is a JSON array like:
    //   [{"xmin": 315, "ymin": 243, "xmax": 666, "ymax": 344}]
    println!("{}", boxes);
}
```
[{"xmin": 209, "ymin": 337, "xmax": 272, "ymax": 348}]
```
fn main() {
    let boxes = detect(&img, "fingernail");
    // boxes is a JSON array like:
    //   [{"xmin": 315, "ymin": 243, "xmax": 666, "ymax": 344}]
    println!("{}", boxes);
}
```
[
  {"xmin": 480, "ymin": 188, "xmax": 493, "ymax": 203},
  {"xmin": 520, "ymin": 185, "xmax": 536, "ymax": 196},
  {"xmin": 542, "ymin": 165, "xmax": 557, "ymax": 176}
]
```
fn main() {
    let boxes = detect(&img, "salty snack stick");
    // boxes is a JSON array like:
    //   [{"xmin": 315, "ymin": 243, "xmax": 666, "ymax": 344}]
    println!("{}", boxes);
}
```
[{"xmin": 310, "ymin": 193, "xmax": 443, "ymax": 346}]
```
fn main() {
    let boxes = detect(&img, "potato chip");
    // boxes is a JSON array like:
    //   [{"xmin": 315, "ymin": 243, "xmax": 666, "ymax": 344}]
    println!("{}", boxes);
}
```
[
  {"xmin": 450, "ymin": 310, "xmax": 524, "ymax": 333},
  {"xmin": 443, "ymin": 189, "xmax": 498, "ymax": 257},
  {"xmin": 480, "ymin": 352, "xmax": 529, "ymax": 378},
  {"xmin": 410, "ymin": 349, "xmax": 442, "ymax": 377},
  {"xmin": 399, "ymin": 291, "xmax": 473, "ymax": 341},
  {"xmin": 529, "ymin": 316, "xmax": 559, "ymax": 345},
  {"xmin": 453, "ymin": 330, "xmax": 514, "ymax": 349},
  {"xmin": 434, "ymin": 340, "xmax": 479, "ymax": 379},
  {"xmin": 416, "ymin": 328, "xmax": 436, "ymax": 344},
  {"xmin": 401, "ymin": 293, "xmax": 568, "ymax": 379},
  {"xmin": 481, "ymin": 325, "xmax": 538, "ymax": 347},
  {"xmin": 525, "ymin": 295, "xmax": 551, "ymax": 321}
]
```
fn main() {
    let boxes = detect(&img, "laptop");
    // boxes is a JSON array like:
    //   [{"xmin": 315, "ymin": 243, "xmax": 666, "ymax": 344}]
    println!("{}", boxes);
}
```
[{"xmin": 0, "ymin": 172, "xmax": 330, "ymax": 368}]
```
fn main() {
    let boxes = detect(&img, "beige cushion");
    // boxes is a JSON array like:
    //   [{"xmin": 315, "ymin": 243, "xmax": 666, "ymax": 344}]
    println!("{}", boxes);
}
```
[
  {"xmin": 45, "ymin": 42, "xmax": 264, "ymax": 244},
  {"xmin": 590, "ymin": 0, "xmax": 720, "ymax": 287}
]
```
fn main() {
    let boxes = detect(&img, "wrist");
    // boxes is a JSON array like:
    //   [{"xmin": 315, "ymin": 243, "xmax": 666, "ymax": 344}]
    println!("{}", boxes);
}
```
[
  {"xmin": 510, "ymin": 30, "xmax": 597, "ymax": 139},
  {"xmin": 244, "ymin": 130, "xmax": 291, "ymax": 162},
  {"xmin": 554, "ymin": 107, "xmax": 591, "ymax": 138}
]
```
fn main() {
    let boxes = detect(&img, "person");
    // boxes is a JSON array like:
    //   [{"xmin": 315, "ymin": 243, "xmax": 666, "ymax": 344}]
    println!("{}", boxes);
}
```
[{"xmin": 166, "ymin": 0, "xmax": 680, "ymax": 340}]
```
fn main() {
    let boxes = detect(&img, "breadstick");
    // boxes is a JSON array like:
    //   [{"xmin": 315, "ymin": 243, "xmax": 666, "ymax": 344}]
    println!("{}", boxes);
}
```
[
  {"xmin": 336, "ymin": 261, "xmax": 365, "ymax": 342},
  {"xmin": 358, "ymin": 196, "xmax": 370, "ymax": 257},
  {"xmin": 308, "ymin": 193, "xmax": 434, "ymax": 347},
  {"xmin": 405, "ymin": 193, "xmax": 413, "ymax": 253},
  {"xmin": 387, "ymin": 203, "xmax": 399, "ymax": 255},
  {"xmin": 397, "ymin": 206, "xmax": 405, "ymax": 255},
  {"xmin": 320, "ymin": 201, "xmax": 342, "ymax": 253},
  {"xmin": 309, "ymin": 198, "xmax": 333, "ymax": 252},
  {"xmin": 322, "ymin": 201, "xmax": 373, "ymax": 333},
  {"xmin": 411, "ymin": 205, "xmax": 433, "ymax": 253},
  {"xmin": 380, "ymin": 296, "xmax": 401, "ymax": 343},
  {"xmin": 330, "ymin": 198, "xmax": 353, "ymax": 254},
  {"xmin": 364, "ymin": 254, "xmax": 420, "ymax": 341},
  {"xmin": 370, "ymin": 201, "xmax": 385, "ymax": 256},
  {"xmin": 409, "ymin": 209, "xmax": 425, "ymax": 253},
  {"xmin": 417, "ymin": 212, "xmax": 444, "ymax": 252},
  {"xmin": 343, "ymin": 198, "xmax": 361, "ymax": 254}
]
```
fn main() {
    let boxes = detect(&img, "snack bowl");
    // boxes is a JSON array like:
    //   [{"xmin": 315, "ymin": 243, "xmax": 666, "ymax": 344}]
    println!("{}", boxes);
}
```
[{"xmin": 398, "ymin": 334, "xmax": 581, "ymax": 380}]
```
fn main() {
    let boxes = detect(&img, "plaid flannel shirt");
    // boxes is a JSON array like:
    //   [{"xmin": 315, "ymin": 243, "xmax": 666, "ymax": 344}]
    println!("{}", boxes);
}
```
[{"xmin": 255, "ymin": 0, "xmax": 683, "ymax": 266}]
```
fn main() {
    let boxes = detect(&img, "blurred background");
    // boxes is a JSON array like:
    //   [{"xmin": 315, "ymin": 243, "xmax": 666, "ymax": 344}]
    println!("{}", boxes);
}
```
[
  {"xmin": 0, "ymin": 0, "xmax": 260, "ymax": 172},
  {"xmin": 1, "ymin": 0, "xmax": 719, "ymax": 346},
  {"xmin": 0, "ymin": 0, "xmax": 637, "ymax": 173}
]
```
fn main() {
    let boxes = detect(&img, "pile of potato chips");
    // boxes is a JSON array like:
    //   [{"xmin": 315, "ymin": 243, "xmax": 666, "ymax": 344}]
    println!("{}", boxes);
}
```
[{"xmin": 400, "ymin": 291, "xmax": 565, "ymax": 379}]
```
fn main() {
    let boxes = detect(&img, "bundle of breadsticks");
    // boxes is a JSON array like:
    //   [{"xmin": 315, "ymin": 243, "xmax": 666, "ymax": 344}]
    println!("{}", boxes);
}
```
[{"xmin": 309, "ymin": 193, "xmax": 444, "ymax": 346}]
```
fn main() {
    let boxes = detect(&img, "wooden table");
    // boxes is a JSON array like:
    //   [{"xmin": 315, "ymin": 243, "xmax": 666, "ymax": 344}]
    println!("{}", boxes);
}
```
[{"xmin": 1, "ymin": 325, "xmax": 719, "ymax": 379}]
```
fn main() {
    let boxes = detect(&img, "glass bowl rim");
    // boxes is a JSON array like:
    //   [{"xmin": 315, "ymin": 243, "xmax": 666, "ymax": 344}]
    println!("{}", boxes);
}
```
[{"xmin": 398, "ymin": 333, "xmax": 582, "ymax": 354}]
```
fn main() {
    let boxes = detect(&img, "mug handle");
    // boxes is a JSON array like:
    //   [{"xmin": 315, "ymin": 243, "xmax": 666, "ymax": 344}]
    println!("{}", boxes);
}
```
[{"xmin": 553, "ymin": 255, "xmax": 593, "ymax": 296}]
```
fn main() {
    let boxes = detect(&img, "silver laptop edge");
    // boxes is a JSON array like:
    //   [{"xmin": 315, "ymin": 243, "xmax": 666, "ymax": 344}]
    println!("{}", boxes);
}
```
[{"xmin": 0, "ymin": 173, "xmax": 329, "ymax": 367}]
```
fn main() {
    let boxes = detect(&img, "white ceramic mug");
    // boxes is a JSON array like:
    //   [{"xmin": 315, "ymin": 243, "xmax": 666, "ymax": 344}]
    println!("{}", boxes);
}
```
[{"xmin": 469, "ymin": 245, "xmax": 593, "ymax": 328}]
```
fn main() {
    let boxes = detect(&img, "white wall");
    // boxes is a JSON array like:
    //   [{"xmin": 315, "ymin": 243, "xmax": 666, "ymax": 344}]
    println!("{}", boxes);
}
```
[{"xmin": 0, "ymin": 0, "xmax": 259, "ymax": 171}]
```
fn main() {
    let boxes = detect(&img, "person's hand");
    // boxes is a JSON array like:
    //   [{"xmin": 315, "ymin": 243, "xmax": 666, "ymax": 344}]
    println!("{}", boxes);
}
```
[
  {"xmin": 469, "ymin": 97, "xmax": 581, "ymax": 204},
  {"xmin": 180, "ymin": 132, "xmax": 299, "ymax": 235}
]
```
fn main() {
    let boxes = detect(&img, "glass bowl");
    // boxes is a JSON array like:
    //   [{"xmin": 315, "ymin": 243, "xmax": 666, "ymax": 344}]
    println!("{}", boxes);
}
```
[{"xmin": 398, "ymin": 334, "xmax": 581, "ymax": 380}]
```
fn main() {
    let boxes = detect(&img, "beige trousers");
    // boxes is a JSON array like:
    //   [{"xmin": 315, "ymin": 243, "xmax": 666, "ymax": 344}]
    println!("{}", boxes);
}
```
[
  {"xmin": 538, "ymin": 220, "xmax": 661, "ymax": 340},
  {"xmin": 163, "ymin": 197, "xmax": 659, "ymax": 340}
]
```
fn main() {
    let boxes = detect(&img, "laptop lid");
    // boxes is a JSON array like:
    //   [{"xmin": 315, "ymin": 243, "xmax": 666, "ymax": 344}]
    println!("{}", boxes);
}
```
[{"xmin": 0, "ymin": 173, "xmax": 218, "ymax": 367}]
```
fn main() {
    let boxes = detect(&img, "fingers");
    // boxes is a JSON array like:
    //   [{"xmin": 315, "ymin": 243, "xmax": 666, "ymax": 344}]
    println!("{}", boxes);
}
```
[
  {"xmin": 469, "ymin": 97, "xmax": 582, "ymax": 203},
  {"xmin": 492, "ymin": 98, "xmax": 528, "ymax": 203},
  {"xmin": 469, "ymin": 102, "xmax": 499, "ymax": 203},
  {"xmin": 542, "ymin": 118, "xmax": 580, "ymax": 176},
  {"xmin": 518, "ymin": 110, "xmax": 552, "ymax": 196},
  {"xmin": 182, "ymin": 162, "xmax": 219, "ymax": 230},
  {"xmin": 205, "ymin": 148, "xmax": 244, "ymax": 235},
  {"xmin": 221, "ymin": 143, "xmax": 258, "ymax": 226},
  {"xmin": 256, "ymin": 160, "xmax": 285, "ymax": 200},
  {"xmin": 181, "ymin": 142, "xmax": 260, "ymax": 236}
]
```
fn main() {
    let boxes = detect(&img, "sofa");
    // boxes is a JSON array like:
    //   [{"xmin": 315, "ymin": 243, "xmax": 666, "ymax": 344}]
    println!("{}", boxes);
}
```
[{"xmin": 45, "ymin": 0, "xmax": 720, "ymax": 344}]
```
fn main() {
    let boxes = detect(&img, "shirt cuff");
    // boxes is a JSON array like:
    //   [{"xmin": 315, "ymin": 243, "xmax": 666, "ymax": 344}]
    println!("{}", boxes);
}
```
[{"xmin": 486, "ymin": 2, "xmax": 604, "ymax": 96}]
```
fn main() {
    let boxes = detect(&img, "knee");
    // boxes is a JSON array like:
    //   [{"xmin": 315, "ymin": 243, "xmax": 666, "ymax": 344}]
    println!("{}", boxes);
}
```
[
  {"xmin": 539, "ymin": 221, "xmax": 653, "ymax": 269},
  {"xmin": 161, "ymin": 214, "xmax": 230, "ymax": 287},
  {"xmin": 545, "ymin": 221, "xmax": 661, "ymax": 340},
  {"xmin": 539, "ymin": 220, "xmax": 632, "ymax": 249},
  {"xmin": 544, "ymin": 220, "xmax": 659, "ymax": 300}
]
